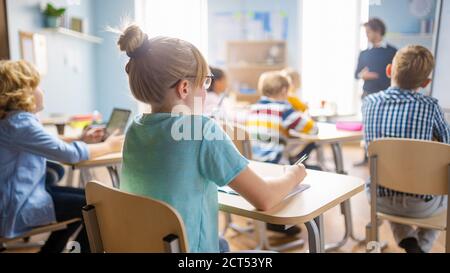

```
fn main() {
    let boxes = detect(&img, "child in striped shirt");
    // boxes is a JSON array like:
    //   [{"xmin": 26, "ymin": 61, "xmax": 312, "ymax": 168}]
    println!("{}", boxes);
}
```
[
  {"xmin": 363, "ymin": 45, "xmax": 449, "ymax": 253},
  {"xmin": 247, "ymin": 71, "xmax": 318, "ymax": 164},
  {"xmin": 247, "ymin": 71, "xmax": 318, "ymax": 236}
]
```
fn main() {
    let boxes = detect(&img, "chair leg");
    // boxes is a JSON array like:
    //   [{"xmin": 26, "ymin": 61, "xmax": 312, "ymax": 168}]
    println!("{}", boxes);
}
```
[
  {"xmin": 366, "ymin": 219, "xmax": 386, "ymax": 253},
  {"xmin": 446, "ymin": 228, "xmax": 450, "ymax": 254}
]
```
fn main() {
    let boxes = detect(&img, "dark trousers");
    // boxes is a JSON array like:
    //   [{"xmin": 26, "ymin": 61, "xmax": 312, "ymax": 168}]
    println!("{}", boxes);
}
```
[{"xmin": 39, "ymin": 162, "xmax": 90, "ymax": 253}]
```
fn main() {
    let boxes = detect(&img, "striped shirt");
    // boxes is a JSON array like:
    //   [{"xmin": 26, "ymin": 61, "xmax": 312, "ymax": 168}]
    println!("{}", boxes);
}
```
[
  {"xmin": 362, "ymin": 87, "xmax": 450, "ymax": 201},
  {"xmin": 247, "ymin": 97, "xmax": 318, "ymax": 163}
]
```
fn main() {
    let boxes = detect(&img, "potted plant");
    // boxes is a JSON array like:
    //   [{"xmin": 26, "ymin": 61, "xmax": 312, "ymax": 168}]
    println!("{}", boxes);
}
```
[{"xmin": 43, "ymin": 3, "xmax": 66, "ymax": 28}]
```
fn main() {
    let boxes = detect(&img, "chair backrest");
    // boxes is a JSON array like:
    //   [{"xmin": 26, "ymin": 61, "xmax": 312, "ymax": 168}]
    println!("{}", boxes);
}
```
[
  {"xmin": 368, "ymin": 139, "xmax": 450, "ymax": 195},
  {"xmin": 84, "ymin": 181, "xmax": 189, "ymax": 253},
  {"xmin": 222, "ymin": 123, "xmax": 253, "ymax": 159}
]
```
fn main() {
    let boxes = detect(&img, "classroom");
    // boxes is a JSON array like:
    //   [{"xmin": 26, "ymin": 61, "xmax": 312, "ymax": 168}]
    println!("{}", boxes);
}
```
[{"xmin": 0, "ymin": 0, "xmax": 449, "ymax": 259}]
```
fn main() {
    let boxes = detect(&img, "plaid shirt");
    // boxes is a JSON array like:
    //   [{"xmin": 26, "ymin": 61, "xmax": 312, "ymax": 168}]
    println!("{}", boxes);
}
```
[{"xmin": 363, "ymin": 87, "xmax": 450, "ymax": 201}]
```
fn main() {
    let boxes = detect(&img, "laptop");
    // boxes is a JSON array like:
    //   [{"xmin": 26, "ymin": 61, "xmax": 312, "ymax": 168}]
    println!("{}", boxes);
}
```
[{"xmin": 103, "ymin": 108, "xmax": 132, "ymax": 141}]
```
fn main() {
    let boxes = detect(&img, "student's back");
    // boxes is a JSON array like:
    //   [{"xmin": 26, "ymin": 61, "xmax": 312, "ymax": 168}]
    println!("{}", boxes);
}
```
[
  {"xmin": 117, "ymin": 25, "xmax": 307, "ymax": 253},
  {"xmin": 121, "ymin": 114, "xmax": 247, "ymax": 252},
  {"xmin": 363, "ymin": 88, "xmax": 450, "ymax": 144},
  {"xmin": 362, "ymin": 45, "xmax": 449, "ymax": 253}
]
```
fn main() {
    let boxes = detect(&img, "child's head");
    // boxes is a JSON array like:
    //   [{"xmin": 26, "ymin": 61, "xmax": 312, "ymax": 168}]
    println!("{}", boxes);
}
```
[
  {"xmin": 281, "ymin": 68, "xmax": 301, "ymax": 95},
  {"xmin": 118, "ymin": 25, "xmax": 211, "ymax": 113},
  {"xmin": 258, "ymin": 71, "xmax": 291, "ymax": 100},
  {"xmin": 364, "ymin": 18, "xmax": 386, "ymax": 44},
  {"xmin": 0, "ymin": 60, "xmax": 42, "ymax": 119},
  {"xmin": 388, "ymin": 45, "xmax": 435, "ymax": 90},
  {"xmin": 208, "ymin": 67, "xmax": 227, "ymax": 94}
]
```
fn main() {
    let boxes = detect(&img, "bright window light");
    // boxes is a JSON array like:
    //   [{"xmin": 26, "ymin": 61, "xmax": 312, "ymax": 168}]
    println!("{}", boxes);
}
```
[
  {"xmin": 140, "ymin": 0, "xmax": 208, "ymax": 55},
  {"xmin": 135, "ymin": 0, "xmax": 208, "ymax": 113},
  {"xmin": 302, "ymin": 0, "xmax": 368, "ymax": 115}
]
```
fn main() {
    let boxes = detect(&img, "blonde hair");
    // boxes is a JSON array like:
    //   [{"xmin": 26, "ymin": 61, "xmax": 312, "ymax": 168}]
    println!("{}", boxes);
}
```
[
  {"xmin": 0, "ymin": 60, "xmax": 40, "ymax": 119},
  {"xmin": 392, "ymin": 45, "xmax": 435, "ymax": 90},
  {"xmin": 117, "ymin": 25, "xmax": 209, "ymax": 107},
  {"xmin": 281, "ymin": 67, "xmax": 301, "ymax": 91},
  {"xmin": 258, "ymin": 71, "xmax": 291, "ymax": 98}
]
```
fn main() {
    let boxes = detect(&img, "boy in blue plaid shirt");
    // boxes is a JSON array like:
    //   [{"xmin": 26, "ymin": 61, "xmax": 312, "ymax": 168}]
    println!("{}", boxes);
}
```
[{"xmin": 363, "ymin": 45, "xmax": 450, "ymax": 253}]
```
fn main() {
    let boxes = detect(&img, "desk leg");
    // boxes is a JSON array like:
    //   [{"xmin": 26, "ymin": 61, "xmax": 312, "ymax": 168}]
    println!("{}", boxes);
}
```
[
  {"xmin": 107, "ymin": 165, "xmax": 121, "ymax": 189},
  {"xmin": 305, "ymin": 215, "xmax": 324, "ymax": 253},
  {"xmin": 66, "ymin": 167, "xmax": 75, "ymax": 188},
  {"xmin": 253, "ymin": 221, "xmax": 305, "ymax": 252},
  {"xmin": 326, "ymin": 144, "xmax": 365, "ymax": 252},
  {"xmin": 221, "ymin": 213, "xmax": 254, "ymax": 237},
  {"xmin": 79, "ymin": 168, "xmax": 92, "ymax": 188}
]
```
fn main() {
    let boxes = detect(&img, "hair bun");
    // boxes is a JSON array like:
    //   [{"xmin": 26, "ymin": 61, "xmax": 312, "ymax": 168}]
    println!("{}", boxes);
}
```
[{"xmin": 118, "ymin": 25, "xmax": 147, "ymax": 56}]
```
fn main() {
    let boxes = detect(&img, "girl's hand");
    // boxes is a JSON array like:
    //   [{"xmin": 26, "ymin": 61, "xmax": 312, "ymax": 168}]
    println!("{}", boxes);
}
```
[{"xmin": 284, "ymin": 164, "xmax": 307, "ymax": 184}]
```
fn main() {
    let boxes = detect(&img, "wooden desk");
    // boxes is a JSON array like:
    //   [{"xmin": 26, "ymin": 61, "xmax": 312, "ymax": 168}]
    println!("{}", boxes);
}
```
[
  {"xmin": 288, "ymin": 122, "xmax": 364, "ymax": 251},
  {"xmin": 219, "ymin": 161, "xmax": 365, "ymax": 253},
  {"xmin": 289, "ymin": 122, "xmax": 363, "ymax": 144},
  {"xmin": 63, "ymin": 153, "xmax": 122, "ymax": 188}
]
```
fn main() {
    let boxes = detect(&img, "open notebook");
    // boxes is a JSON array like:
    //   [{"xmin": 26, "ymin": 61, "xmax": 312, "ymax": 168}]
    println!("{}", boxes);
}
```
[{"xmin": 219, "ymin": 184, "xmax": 311, "ymax": 201}]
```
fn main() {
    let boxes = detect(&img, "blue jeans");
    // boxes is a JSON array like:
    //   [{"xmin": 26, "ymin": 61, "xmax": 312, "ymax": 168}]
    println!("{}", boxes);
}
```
[
  {"xmin": 219, "ymin": 237, "xmax": 230, "ymax": 253},
  {"xmin": 40, "ymin": 162, "xmax": 90, "ymax": 253}
]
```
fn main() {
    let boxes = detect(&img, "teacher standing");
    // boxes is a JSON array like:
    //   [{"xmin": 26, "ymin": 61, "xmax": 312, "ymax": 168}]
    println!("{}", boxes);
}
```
[
  {"xmin": 355, "ymin": 18, "xmax": 397, "ymax": 98},
  {"xmin": 354, "ymin": 18, "xmax": 397, "ymax": 166}
]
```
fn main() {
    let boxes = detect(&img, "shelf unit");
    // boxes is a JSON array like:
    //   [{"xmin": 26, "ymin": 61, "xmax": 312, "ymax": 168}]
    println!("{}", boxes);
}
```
[
  {"xmin": 226, "ymin": 40, "xmax": 287, "ymax": 103},
  {"xmin": 43, "ymin": 27, "xmax": 103, "ymax": 44}
]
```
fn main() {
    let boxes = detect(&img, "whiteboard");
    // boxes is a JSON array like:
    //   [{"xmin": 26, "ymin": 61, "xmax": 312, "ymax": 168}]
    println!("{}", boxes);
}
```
[{"xmin": 432, "ymin": 0, "xmax": 450, "ymax": 112}]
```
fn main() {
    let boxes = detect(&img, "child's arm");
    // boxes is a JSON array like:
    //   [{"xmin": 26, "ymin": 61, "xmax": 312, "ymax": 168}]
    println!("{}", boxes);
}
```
[
  {"xmin": 7, "ymin": 117, "xmax": 123, "ymax": 164},
  {"xmin": 288, "ymin": 96, "xmax": 308, "ymax": 112},
  {"xmin": 228, "ymin": 165, "xmax": 307, "ymax": 211},
  {"xmin": 61, "ymin": 126, "xmax": 106, "ymax": 144},
  {"xmin": 86, "ymin": 130, "xmax": 124, "ymax": 159},
  {"xmin": 282, "ymin": 109, "xmax": 318, "ymax": 135}
]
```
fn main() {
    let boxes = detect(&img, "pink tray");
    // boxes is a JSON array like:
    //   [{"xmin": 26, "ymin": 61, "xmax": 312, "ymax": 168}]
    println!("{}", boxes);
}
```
[{"xmin": 336, "ymin": 122, "xmax": 363, "ymax": 132}]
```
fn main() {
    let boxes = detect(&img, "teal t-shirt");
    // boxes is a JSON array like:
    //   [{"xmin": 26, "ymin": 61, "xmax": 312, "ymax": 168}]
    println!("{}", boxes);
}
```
[{"xmin": 120, "ymin": 113, "xmax": 249, "ymax": 253}]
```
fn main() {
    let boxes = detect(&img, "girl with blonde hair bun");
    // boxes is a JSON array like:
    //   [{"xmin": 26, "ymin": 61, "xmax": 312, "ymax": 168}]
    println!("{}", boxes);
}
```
[{"xmin": 118, "ymin": 25, "xmax": 308, "ymax": 253}]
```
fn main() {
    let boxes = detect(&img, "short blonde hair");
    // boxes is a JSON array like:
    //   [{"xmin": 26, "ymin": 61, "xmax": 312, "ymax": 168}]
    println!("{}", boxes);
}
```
[
  {"xmin": 0, "ymin": 60, "xmax": 40, "ymax": 120},
  {"xmin": 258, "ymin": 71, "xmax": 291, "ymax": 98},
  {"xmin": 392, "ymin": 45, "xmax": 435, "ymax": 90},
  {"xmin": 117, "ymin": 25, "xmax": 209, "ymax": 107},
  {"xmin": 281, "ymin": 67, "xmax": 301, "ymax": 91}
]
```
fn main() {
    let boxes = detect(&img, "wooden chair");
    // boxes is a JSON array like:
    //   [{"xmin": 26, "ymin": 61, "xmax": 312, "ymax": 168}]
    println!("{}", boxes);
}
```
[
  {"xmin": 222, "ymin": 123, "xmax": 253, "ymax": 159},
  {"xmin": 367, "ymin": 139, "xmax": 450, "ymax": 253},
  {"xmin": 0, "ymin": 219, "xmax": 80, "ymax": 252},
  {"xmin": 82, "ymin": 181, "xmax": 189, "ymax": 253}
]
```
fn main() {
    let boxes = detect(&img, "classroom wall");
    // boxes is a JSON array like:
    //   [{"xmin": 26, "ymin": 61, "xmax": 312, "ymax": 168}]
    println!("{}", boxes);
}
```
[
  {"xmin": 92, "ymin": 0, "xmax": 138, "ymax": 119},
  {"xmin": 208, "ymin": 0, "xmax": 300, "ymax": 70},
  {"xmin": 6, "ymin": 0, "xmax": 97, "ymax": 116},
  {"xmin": 369, "ymin": 0, "xmax": 437, "ymax": 34}
]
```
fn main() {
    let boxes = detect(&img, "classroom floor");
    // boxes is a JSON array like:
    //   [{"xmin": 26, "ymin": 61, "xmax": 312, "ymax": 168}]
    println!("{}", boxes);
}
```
[{"xmin": 3, "ymin": 144, "xmax": 446, "ymax": 253}]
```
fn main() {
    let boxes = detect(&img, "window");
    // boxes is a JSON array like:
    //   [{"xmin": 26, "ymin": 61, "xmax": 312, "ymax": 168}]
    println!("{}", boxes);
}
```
[
  {"xmin": 135, "ymin": 0, "xmax": 209, "ymax": 113},
  {"xmin": 301, "ymin": 0, "xmax": 369, "ymax": 115},
  {"xmin": 138, "ymin": 0, "xmax": 208, "ymax": 54}
]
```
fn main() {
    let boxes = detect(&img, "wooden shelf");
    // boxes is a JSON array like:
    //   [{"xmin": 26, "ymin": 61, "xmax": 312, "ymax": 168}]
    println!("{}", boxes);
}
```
[
  {"xmin": 226, "ymin": 40, "xmax": 287, "ymax": 103},
  {"xmin": 43, "ymin": 27, "xmax": 103, "ymax": 44}
]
